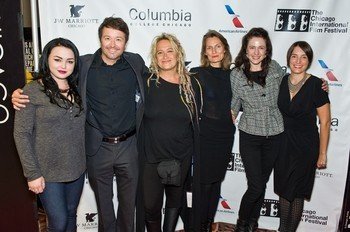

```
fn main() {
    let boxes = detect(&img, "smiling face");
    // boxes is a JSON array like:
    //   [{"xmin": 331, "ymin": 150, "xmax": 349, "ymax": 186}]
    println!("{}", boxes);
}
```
[
  {"xmin": 156, "ymin": 39, "xmax": 178, "ymax": 72},
  {"xmin": 246, "ymin": 36, "xmax": 267, "ymax": 71},
  {"xmin": 289, "ymin": 46, "xmax": 309, "ymax": 75},
  {"xmin": 204, "ymin": 36, "xmax": 225, "ymax": 68},
  {"xmin": 100, "ymin": 27, "xmax": 126, "ymax": 65},
  {"xmin": 48, "ymin": 46, "xmax": 75, "ymax": 82}
]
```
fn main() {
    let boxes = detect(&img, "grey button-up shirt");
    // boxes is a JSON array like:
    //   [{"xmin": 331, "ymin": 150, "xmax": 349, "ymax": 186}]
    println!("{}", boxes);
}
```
[{"xmin": 230, "ymin": 60, "xmax": 285, "ymax": 136}]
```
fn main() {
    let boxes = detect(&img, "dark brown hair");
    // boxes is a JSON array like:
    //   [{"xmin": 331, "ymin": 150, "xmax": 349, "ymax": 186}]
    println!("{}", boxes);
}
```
[
  {"xmin": 234, "ymin": 27, "xmax": 273, "ymax": 86},
  {"xmin": 98, "ymin": 17, "xmax": 129, "ymax": 42},
  {"xmin": 286, "ymin": 41, "xmax": 313, "ymax": 70}
]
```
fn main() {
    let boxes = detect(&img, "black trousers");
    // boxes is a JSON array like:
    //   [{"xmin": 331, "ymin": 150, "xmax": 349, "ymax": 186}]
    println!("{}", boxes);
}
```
[
  {"xmin": 142, "ymin": 155, "xmax": 191, "ymax": 222},
  {"xmin": 87, "ymin": 135, "xmax": 138, "ymax": 232},
  {"xmin": 238, "ymin": 130, "xmax": 283, "ymax": 220}
]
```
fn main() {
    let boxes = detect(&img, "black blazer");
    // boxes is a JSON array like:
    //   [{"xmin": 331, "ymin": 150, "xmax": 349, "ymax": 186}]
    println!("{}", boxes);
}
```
[{"xmin": 78, "ymin": 50, "xmax": 148, "ymax": 156}]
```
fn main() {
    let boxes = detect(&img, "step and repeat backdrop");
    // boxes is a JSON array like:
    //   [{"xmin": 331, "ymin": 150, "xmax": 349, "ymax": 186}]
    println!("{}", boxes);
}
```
[{"xmin": 38, "ymin": 0, "xmax": 350, "ymax": 231}]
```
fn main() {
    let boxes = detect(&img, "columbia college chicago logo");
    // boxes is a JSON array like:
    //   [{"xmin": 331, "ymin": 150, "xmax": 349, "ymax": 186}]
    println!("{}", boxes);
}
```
[{"xmin": 275, "ymin": 9, "xmax": 311, "ymax": 32}]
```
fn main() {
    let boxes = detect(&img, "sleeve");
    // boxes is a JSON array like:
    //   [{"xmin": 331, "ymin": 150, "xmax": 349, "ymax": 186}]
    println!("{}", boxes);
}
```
[
  {"xmin": 191, "ymin": 75, "xmax": 203, "ymax": 119},
  {"xmin": 230, "ymin": 68, "xmax": 242, "ymax": 116},
  {"xmin": 313, "ymin": 76, "xmax": 330, "ymax": 108},
  {"xmin": 13, "ymin": 84, "xmax": 42, "ymax": 181}
]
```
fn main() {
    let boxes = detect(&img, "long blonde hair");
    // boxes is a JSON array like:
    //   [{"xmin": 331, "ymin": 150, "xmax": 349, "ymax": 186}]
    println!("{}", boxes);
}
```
[{"xmin": 148, "ymin": 33, "xmax": 201, "ymax": 121}]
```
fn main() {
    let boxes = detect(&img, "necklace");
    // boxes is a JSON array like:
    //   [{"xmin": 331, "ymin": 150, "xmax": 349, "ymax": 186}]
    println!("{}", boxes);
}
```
[{"xmin": 288, "ymin": 74, "xmax": 308, "ymax": 93}]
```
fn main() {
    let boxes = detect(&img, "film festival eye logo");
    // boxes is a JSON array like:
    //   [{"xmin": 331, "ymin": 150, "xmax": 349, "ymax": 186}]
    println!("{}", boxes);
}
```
[
  {"xmin": 70, "ymin": 5, "xmax": 85, "ymax": 18},
  {"xmin": 261, "ymin": 199, "xmax": 279, "ymax": 217},
  {"xmin": 318, "ymin": 60, "xmax": 338, "ymax": 81},
  {"xmin": 224, "ymin": 5, "xmax": 244, "ymax": 28},
  {"xmin": 275, "ymin": 9, "xmax": 311, "ymax": 32}
]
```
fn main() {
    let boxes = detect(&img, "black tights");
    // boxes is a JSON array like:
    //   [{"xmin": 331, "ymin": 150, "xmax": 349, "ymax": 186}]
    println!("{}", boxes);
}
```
[
  {"xmin": 200, "ymin": 181, "xmax": 221, "ymax": 223},
  {"xmin": 279, "ymin": 197, "xmax": 304, "ymax": 232}
]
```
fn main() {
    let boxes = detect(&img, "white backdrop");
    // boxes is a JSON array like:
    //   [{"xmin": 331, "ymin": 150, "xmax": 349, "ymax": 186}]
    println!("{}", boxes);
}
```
[{"xmin": 38, "ymin": 0, "xmax": 350, "ymax": 231}]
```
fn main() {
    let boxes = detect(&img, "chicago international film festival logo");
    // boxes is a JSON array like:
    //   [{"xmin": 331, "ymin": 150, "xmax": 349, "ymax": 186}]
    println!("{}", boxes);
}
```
[
  {"xmin": 275, "ymin": 9, "xmax": 349, "ymax": 33},
  {"xmin": 275, "ymin": 9, "xmax": 311, "ymax": 32},
  {"xmin": 224, "ymin": 5, "xmax": 244, "ymax": 28}
]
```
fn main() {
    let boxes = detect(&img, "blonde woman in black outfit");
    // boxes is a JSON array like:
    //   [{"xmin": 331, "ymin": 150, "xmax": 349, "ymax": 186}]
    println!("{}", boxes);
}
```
[
  {"xmin": 190, "ymin": 30, "xmax": 235, "ymax": 232},
  {"xmin": 138, "ymin": 33, "xmax": 202, "ymax": 232}
]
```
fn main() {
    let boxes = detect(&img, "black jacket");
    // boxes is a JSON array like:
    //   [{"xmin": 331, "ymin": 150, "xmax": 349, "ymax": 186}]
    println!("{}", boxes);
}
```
[{"xmin": 79, "ymin": 50, "xmax": 148, "ymax": 156}]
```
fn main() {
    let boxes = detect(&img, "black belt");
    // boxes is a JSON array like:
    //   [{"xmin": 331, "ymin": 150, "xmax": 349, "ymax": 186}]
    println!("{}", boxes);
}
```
[{"xmin": 102, "ymin": 129, "xmax": 136, "ymax": 143}]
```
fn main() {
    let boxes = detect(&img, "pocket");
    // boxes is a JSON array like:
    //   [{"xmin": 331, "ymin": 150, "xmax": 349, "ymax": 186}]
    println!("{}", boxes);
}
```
[{"xmin": 157, "ymin": 160, "xmax": 181, "ymax": 186}]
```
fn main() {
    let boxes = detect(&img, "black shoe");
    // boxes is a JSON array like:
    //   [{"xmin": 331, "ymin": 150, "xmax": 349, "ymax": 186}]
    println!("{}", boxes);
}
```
[
  {"xmin": 246, "ymin": 218, "xmax": 258, "ymax": 232},
  {"xmin": 235, "ymin": 219, "xmax": 247, "ymax": 232}
]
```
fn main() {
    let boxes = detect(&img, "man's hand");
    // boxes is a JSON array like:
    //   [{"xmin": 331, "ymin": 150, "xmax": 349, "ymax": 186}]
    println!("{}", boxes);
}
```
[
  {"xmin": 321, "ymin": 78, "xmax": 329, "ymax": 92},
  {"xmin": 12, "ymin": 88, "xmax": 29, "ymax": 110},
  {"xmin": 28, "ymin": 176, "xmax": 45, "ymax": 194}
]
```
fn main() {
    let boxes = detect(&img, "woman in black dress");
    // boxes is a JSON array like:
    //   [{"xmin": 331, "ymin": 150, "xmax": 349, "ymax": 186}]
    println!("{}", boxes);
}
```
[
  {"xmin": 139, "ymin": 33, "xmax": 202, "ymax": 232},
  {"xmin": 274, "ymin": 41, "xmax": 331, "ymax": 232},
  {"xmin": 190, "ymin": 30, "xmax": 235, "ymax": 231}
]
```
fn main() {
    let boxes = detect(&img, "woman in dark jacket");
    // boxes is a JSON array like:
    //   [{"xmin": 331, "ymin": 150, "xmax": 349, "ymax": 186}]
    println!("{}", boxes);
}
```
[{"xmin": 190, "ymin": 30, "xmax": 235, "ymax": 231}]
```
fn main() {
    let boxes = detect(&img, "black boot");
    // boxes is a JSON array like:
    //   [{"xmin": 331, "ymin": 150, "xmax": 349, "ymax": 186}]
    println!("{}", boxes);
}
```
[
  {"xmin": 201, "ymin": 219, "xmax": 213, "ymax": 232},
  {"xmin": 146, "ymin": 219, "xmax": 162, "ymax": 232},
  {"xmin": 246, "ymin": 218, "xmax": 258, "ymax": 232},
  {"xmin": 163, "ymin": 208, "xmax": 180, "ymax": 232},
  {"xmin": 234, "ymin": 218, "xmax": 247, "ymax": 232}
]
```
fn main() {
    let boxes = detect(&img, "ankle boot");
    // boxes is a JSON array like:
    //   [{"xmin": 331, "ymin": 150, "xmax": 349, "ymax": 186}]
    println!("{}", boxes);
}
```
[
  {"xmin": 163, "ymin": 207, "xmax": 180, "ymax": 232},
  {"xmin": 201, "ymin": 219, "xmax": 213, "ymax": 232},
  {"xmin": 145, "ymin": 219, "xmax": 161, "ymax": 232},
  {"xmin": 246, "ymin": 218, "xmax": 258, "ymax": 232},
  {"xmin": 234, "ymin": 218, "xmax": 247, "ymax": 232}
]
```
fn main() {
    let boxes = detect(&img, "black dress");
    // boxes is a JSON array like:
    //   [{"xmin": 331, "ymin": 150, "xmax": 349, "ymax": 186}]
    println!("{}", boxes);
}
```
[
  {"xmin": 274, "ymin": 74, "xmax": 330, "ymax": 201},
  {"xmin": 191, "ymin": 66, "xmax": 236, "ymax": 184}
]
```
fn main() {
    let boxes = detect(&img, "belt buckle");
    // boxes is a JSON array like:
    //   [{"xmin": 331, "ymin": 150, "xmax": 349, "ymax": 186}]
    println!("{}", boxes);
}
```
[{"xmin": 112, "ymin": 137, "xmax": 120, "ymax": 143}]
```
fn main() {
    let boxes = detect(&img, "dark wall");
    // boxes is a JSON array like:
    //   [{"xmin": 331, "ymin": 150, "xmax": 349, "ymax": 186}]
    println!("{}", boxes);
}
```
[
  {"xmin": 339, "ymin": 151, "xmax": 350, "ymax": 232},
  {"xmin": 0, "ymin": 0, "xmax": 37, "ymax": 231}
]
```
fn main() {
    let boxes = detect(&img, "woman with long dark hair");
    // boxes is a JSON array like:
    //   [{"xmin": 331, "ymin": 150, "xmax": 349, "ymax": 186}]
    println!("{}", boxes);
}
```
[
  {"xmin": 14, "ymin": 38, "xmax": 86, "ymax": 232},
  {"xmin": 230, "ymin": 28, "xmax": 285, "ymax": 231}
]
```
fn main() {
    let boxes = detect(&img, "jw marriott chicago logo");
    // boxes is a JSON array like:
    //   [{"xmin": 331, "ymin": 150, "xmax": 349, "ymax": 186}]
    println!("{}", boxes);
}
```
[{"xmin": 53, "ymin": 5, "xmax": 99, "ymax": 28}]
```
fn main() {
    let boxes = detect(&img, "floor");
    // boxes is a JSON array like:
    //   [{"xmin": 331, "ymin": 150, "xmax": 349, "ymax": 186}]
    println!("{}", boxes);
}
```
[
  {"xmin": 176, "ymin": 222, "xmax": 277, "ymax": 232},
  {"xmin": 38, "ymin": 213, "xmax": 277, "ymax": 232}
]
